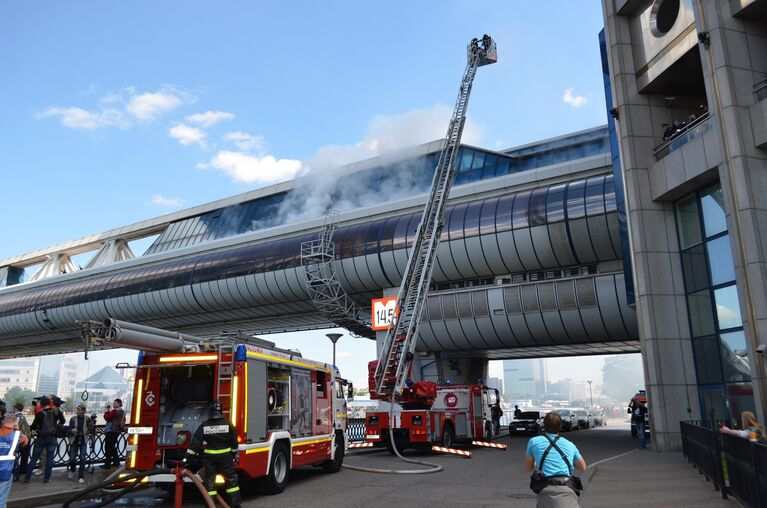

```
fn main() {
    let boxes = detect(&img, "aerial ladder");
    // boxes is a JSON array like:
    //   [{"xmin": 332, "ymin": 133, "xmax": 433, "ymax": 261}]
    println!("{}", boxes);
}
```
[{"xmin": 373, "ymin": 35, "xmax": 497, "ymax": 402}]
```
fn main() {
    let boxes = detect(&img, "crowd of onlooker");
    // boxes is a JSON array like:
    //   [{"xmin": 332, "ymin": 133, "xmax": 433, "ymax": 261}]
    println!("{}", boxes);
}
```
[
  {"xmin": 661, "ymin": 105, "xmax": 709, "ymax": 143},
  {"xmin": 0, "ymin": 396, "xmax": 125, "ymax": 506}
]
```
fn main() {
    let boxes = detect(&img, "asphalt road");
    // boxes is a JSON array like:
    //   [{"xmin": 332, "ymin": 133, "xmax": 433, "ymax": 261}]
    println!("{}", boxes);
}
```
[{"xmin": 66, "ymin": 423, "xmax": 640, "ymax": 508}]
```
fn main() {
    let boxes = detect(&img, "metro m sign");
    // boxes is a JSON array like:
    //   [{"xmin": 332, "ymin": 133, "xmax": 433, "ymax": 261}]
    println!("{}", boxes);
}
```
[{"xmin": 372, "ymin": 297, "xmax": 398, "ymax": 331}]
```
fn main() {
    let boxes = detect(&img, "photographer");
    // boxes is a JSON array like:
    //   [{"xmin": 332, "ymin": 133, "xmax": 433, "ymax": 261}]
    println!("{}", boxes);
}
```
[
  {"xmin": 102, "ymin": 399, "xmax": 124, "ymax": 469},
  {"xmin": 24, "ymin": 396, "xmax": 64, "ymax": 483},
  {"xmin": 67, "ymin": 405, "xmax": 94, "ymax": 483}
]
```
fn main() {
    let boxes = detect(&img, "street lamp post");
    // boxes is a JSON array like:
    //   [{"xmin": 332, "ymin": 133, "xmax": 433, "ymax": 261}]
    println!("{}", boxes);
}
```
[
  {"xmin": 586, "ymin": 380, "xmax": 594, "ymax": 410},
  {"xmin": 326, "ymin": 333, "xmax": 343, "ymax": 367}
]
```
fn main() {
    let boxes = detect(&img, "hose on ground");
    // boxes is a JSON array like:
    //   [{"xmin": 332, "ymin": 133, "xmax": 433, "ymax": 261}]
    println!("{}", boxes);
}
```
[
  {"xmin": 342, "ymin": 401, "xmax": 443, "ymax": 475},
  {"xmin": 62, "ymin": 466, "xmax": 228, "ymax": 508}
]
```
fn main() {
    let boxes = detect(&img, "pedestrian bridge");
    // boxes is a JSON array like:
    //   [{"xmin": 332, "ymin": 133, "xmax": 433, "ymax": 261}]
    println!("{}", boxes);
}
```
[{"xmin": 0, "ymin": 126, "xmax": 638, "ymax": 359}]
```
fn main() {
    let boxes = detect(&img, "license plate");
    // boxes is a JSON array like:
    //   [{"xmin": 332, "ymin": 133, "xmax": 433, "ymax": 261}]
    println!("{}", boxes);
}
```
[
  {"xmin": 127, "ymin": 427, "xmax": 153, "ymax": 435},
  {"xmin": 367, "ymin": 434, "xmax": 380, "ymax": 439},
  {"xmin": 516, "ymin": 427, "xmax": 526, "ymax": 431}
]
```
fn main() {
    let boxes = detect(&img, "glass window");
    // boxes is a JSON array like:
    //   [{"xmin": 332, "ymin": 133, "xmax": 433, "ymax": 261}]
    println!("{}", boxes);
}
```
[
  {"xmin": 706, "ymin": 235, "xmax": 735, "ymax": 286},
  {"xmin": 584, "ymin": 176, "xmax": 606, "ymax": 216},
  {"xmin": 482, "ymin": 154, "xmax": 498, "ymax": 179},
  {"xmin": 680, "ymin": 244, "xmax": 709, "ymax": 293},
  {"xmin": 725, "ymin": 383, "xmax": 755, "ymax": 423},
  {"xmin": 700, "ymin": 185, "xmax": 727, "ymax": 238},
  {"xmin": 512, "ymin": 191, "xmax": 531, "ymax": 229},
  {"xmin": 379, "ymin": 217, "xmax": 397, "ymax": 253},
  {"xmin": 693, "ymin": 336, "xmax": 724, "ymax": 384},
  {"xmin": 546, "ymin": 184, "xmax": 566, "ymax": 223},
  {"xmin": 496, "ymin": 156, "xmax": 512, "ymax": 177},
  {"xmin": 392, "ymin": 215, "xmax": 411, "ymax": 251},
  {"xmin": 566, "ymin": 180, "xmax": 586, "ymax": 219},
  {"xmin": 675, "ymin": 194, "xmax": 702, "ymax": 250},
  {"xmin": 353, "ymin": 224, "xmax": 368, "ymax": 256},
  {"xmin": 471, "ymin": 151, "xmax": 485, "ymax": 169},
  {"xmin": 364, "ymin": 221, "xmax": 381, "ymax": 255},
  {"xmin": 700, "ymin": 388, "xmax": 727, "ymax": 422},
  {"xmin": 714, "ymin": 284, "xmax": 742, "ymax": 330},
  {"xmin": 528, "ymin": 188, "xmax": 548, "ymax": 227},
  {"xmin": 720, "ymin": 330, "xmax": 750, "ymax": 382},
  {"xmin": 458, "ymin": 150, "xmax": 473, "ymax": 172},
  {"xmin": 464, "ymin": 202, "xmax": 482, "ymax": 238},
  {"xmin": 340, "ymin": 224, "xmax": 359, "ymax": 258},
  {"xmin": 688, "ymin": 290, "xmax": 715, "ymax": 337}
]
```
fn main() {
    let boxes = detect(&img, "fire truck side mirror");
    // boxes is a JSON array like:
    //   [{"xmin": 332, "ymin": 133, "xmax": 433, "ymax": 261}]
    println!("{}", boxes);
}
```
[{"xmin": 347, "ymin": 383, "xmax": 354, "ymax": 400}]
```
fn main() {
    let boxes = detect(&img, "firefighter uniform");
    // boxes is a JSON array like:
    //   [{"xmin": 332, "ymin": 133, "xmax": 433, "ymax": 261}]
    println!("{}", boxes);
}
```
[{"xmin": 187, "ymin": 402, "xmax": 241, "ymax": 508}]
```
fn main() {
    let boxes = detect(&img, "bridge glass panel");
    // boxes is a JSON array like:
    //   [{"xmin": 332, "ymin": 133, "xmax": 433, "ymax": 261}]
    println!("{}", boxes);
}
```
[
  {"xmin": 495, "ymin": 195, "xmax": 514, "ymax": 233},
  {"xmin": 464, "ymin": 201, "xmax": 482, "ymax": 238},
  {"xmin": 585, "ymin": 176, "xmax": 606, "ymax": 216},
  {"xmin": 528, "ymin": 188, "xmax": 548, "ymax": 227},
  {"xmin": 353, "ymin": 223, "xmax": 369, "ymax": 257},
  {"xmin": 378, "ymin": 217, "xmax": 397, "ymax": 254},
  {"xmin": 604, "ymin": 175, "xmax": 617, "ymax": 213},
  {"xmin": 448, "ymin": 203, "xmax": 468, "ymax": 241},
  {"xmin": 391, "ymin": 215, "xmax": 411, "ymax": 252},
  {"xmin": 405, "ymin": 213, "xmax": 420, "ymax": 249},
  {"xmin": 339, "ymin": 224, "xmax": 360, "ymax": 258},
  {"xmin": 546, "ymin": 183, "xmax": 566, "ymax": 223},
  {"xmin": 479, "ymin": 197, "xmax": 499, "ymax": 235},
  {"xmin": 565, "ymin": 180, "xmax": 586, "ymax": 219},
  {"xmin": 511, "ymin": 191, "xmax": 531, "ymax": 229},
  {"xmin": 363, "ymin": 221, "xmax": 381, "ymax": 255}
]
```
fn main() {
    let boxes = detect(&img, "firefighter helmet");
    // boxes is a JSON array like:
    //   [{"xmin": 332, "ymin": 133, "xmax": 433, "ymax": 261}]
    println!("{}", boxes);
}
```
[{"xmin": 211, "ymin": 400, "xmax": 224, "ymax": 418}]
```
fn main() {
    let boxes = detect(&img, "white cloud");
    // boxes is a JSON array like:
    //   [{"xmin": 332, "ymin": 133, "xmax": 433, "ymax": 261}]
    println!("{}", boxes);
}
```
[
  {"xmin": 126, "ymin": 90, "xmax": 184, "ymax": 120},
  {"xmin": 198, "ymin": 150, "xmax": 302, "ymax": 185},
  {"xmin": 149, "ymin": 194, "xmax": 184, "ymax": 207},
  {"xmin": 169, "ymin": 123, "xmax": 206, "ymax": 146},
  {"xmin": 186, "ymin": 111, "xmax": 235, "ymax": 127},
  {"xmin": 563, "ymin": 88, "xmax": 589, "ymax": 108},
  {"xmin": 39, "ymin": 106, "xmax": 127, "ymax": 130},
  {"xmin": 225, "ymin": 131, "xmax": 265, "ymax": 152}
]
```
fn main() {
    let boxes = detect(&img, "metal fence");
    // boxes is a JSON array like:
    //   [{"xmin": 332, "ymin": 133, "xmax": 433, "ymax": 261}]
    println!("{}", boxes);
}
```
[
  {"xmin": 680, "ymin": 420, "xmax": 767, "ymax": 507},
  {"xmin": 27, "ymin": 426, "xmax": 127, "ymax": 468}
]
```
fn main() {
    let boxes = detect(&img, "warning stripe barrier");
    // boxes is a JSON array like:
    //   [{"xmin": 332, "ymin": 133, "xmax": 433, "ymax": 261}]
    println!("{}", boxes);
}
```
[
  {"xmin": 471, "ymin": 440, "xmax": 508, "ymax": 450},
  {"xmin": 431, "ymin": 446, "xmax": 472, "ymax": 458},
  {"xmin": 348, "ymin": 442, "xmax": 374, "ymax": 449}
]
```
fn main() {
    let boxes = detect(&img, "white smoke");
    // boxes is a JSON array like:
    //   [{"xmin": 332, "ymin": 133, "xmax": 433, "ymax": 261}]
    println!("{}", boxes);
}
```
[{"xmin": 278, "ymin": 104, "xmax": 484, "ymax": 224}]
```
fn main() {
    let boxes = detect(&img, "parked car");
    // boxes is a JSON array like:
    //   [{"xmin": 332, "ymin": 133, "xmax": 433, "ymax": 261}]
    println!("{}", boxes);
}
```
[
  {"xmin": 574, "ymin": 409, "xmax": 594, "ymax": 429},
  {"xmin": 509, "ymin": 410, "xmax": 548, "ymax": 435},
  {"xmin": 553, "ymin": 409, "xmax": 578, "ymax": 431}
]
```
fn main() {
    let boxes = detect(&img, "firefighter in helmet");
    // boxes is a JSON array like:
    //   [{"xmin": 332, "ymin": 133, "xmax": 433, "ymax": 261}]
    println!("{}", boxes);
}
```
[{"xmin": 185, "ymin": 401, "xmax": 241, "ymax": 508}]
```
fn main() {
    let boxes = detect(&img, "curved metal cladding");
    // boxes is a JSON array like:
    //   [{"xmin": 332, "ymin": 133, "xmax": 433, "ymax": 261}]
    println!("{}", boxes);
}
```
[
  {"xmin": 0, "ymin": 173, "xmax": 631, "ymax": 353},
  {"xmin": 418, "ymin": 272, "xmax": 638, "ymax": 353}
]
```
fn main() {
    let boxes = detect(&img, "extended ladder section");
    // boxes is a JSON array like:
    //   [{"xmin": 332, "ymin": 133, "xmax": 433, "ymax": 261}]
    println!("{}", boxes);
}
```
[{"xmin": 374, "ymin": 35, "xmax": 497, "ymax": 400}]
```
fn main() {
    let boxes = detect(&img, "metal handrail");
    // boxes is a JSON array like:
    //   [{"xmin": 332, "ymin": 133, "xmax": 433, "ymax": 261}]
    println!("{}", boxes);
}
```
[
  {"xmin": 653, "ymin": 111, "xmax": 711, "ymax": 157},
  {"xmin": 25, "ymin": 425, "xmax": 127, "ymax": 469}
]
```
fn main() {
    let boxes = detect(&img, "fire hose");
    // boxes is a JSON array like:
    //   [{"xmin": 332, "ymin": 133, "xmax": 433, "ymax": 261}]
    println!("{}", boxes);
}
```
[
  {"xmin": 63, "ymin": 463, "xmax": 231, "ymax": 508},
  {"xmin": 341, "ymin": 402, "xmax": 443, "ymax": 475}
]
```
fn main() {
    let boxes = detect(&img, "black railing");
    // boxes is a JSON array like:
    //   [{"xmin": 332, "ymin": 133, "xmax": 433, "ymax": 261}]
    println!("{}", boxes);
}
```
[
  {"xmin": 653, "ymin": 111, "xmax": 711, "ymax": 160},
  {"xmin": 27, "ymin": 426, "xmax": 127, "ymax": 468},
  {"xmin": 347, "ymin": 418, "xmax": 366, "ymax": 443},
  {"xmin": 680, "ymin": 420, "xmax": 767, "ymax": 507},
  {"xmin": 754, "ymin": 78, "xmax": 767, "ymax": 102}
]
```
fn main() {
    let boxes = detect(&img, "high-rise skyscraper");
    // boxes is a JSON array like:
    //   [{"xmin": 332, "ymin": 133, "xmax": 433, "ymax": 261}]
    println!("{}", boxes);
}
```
[{"xmin": 503, "ymin": 358, "xmax": 548, "ymax": 402}]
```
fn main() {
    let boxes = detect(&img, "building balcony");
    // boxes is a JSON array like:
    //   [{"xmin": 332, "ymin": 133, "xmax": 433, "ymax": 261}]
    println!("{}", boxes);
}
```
[
  {"xmin": 752, "ymin": 78, "xmax": 767, "ymax": 149},
  {"xmin": 650, "ymin": 112, "xmax": 723, "ymax": 201}
]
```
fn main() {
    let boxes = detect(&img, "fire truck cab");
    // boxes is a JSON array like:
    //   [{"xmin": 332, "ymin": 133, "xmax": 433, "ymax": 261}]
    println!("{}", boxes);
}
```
[
  {"xmin": 125, "ymin": 338, "xmax": 352, "ymax": 494},
  {"xmin": 365, "ymin": 383, "xmax": 495, "ymax": 451}
]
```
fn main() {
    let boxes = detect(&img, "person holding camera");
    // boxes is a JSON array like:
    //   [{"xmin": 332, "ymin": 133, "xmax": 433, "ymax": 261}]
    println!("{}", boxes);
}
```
[
  {"xmin": 102, "ymin": 399, "xmax": 124, "ymax": 470},
  {"xmin": 24, "ymin": 396, "xmax": 64, "ymax": 483},
  {"xmin": 67, "ymin": 405, "xmax": 94, "ymax": 482},
  {"xmin": 525, "ymin": 411, "xmax": 587, "ymax": 507}
]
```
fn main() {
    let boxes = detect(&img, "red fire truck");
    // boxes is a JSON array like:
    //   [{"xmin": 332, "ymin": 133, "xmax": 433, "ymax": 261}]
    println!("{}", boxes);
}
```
[
  {"xmin": 86, "ymin": 319, "xmax": 352, "ymax": 494},
  {"xmin": 365, "ymin": 362, "xmax": 497, "ymax": 451}
]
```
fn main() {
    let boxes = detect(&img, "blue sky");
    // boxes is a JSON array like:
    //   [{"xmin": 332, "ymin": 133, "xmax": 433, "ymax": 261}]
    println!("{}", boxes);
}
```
[{"xmin": 0, "ymin": 1, "xmax": 616, "ymax": 389}]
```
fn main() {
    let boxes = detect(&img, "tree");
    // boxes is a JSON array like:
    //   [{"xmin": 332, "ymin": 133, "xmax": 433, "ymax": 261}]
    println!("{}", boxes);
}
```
[
  {"xmin": 601, "ymin": 355, "xmax": 645, "ymax": 403},
  {"xmin": 64, "ymin": 396, "xmax": 75, "ymax": 412},
  {"xmin": 4, "ymin": 386, "xmax": 38, "ymax": 408}
]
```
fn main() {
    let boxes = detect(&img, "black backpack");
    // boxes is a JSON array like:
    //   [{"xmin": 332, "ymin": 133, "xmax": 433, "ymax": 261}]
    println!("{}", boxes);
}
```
[{"xmin": 39, "ymin": 409, "xmax": 57, "ymax": 437}]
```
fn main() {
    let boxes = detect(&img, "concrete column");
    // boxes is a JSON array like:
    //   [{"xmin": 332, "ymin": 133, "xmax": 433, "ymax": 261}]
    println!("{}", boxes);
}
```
[
  {"xmin": 696, "ymin": 0, "xmax": 767, "ymax": 426},
  {"xmin": 601, "ymin": 2, "xmax": 701, "ymax": 451}
]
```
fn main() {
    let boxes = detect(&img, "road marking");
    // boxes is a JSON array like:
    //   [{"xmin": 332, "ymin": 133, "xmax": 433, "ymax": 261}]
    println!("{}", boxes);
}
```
[{"xmin": 587, "ymin": 449, "xmax": 637, "ymax": 469}]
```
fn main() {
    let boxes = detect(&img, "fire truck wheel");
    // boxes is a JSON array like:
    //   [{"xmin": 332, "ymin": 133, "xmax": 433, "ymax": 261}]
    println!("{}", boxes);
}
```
[
  {"xmin": 263, "ymin": 443, "xmax": 290, "ymax": 494},
  {"xmin": 322, "ymin": 433, "xmax": 344, "ymax": 473},
  {"xmin": 441, "ymin": 423, "xmax": 455, "ymax": 448}
]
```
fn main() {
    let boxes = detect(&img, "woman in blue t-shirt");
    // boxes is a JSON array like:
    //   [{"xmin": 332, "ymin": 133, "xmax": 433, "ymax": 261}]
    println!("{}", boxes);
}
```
[{"xmin": 525, "ymin": 411, "xmax": 587, "ymax": 507}]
